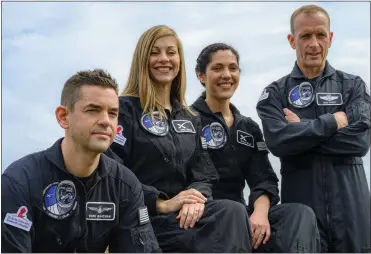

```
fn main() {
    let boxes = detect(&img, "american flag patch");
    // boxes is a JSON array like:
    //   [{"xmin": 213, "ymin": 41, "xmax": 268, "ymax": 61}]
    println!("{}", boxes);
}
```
[
  {"xmin": 138, "ymin": 207, "xmax": 149, "ymax": 225},
  {"xmin": 200, "ymin": 136, "xmax": 207, "ymax": 149}
]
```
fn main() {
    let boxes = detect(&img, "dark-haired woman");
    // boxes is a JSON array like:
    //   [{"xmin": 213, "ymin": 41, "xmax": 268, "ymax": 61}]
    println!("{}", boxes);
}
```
[{"xmin": 192, "ymin": 42, "xmax": 321, "ymax": 252}]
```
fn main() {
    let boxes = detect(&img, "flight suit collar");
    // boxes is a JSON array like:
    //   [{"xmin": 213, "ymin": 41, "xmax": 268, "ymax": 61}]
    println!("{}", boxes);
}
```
[
  {"xmin": 44, "ymin": 138, "xmax": 110, "ymax": 180},
  {"xmin": 192, "ymin": 96, "xmax": 243, "ymax": 125},
  {"xmin": 289, "ymin": 60, "xmax": 336, "ymax": 79}
]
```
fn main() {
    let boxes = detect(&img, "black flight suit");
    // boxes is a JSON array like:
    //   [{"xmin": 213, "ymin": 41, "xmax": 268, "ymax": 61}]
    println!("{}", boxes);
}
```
[
  {"xmin": 1, "ymin": 138, "xmax": 160, "ymax": 253},
  {"xmin": 256, "ymin": 61, "xmax": 371, "ymax": 252},
  {"xmin": 192, "ymin": 96, "xmax": 321, "ymax": 253},
  {"xmin": 107, "ymin": 96, "xmax": 252, "ymax": 253}
]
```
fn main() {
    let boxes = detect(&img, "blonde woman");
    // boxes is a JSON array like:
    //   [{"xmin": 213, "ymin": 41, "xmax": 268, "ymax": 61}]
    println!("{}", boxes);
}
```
[{"xmin": 107, "ymin": 25, "xmax": 252, "ymax": 252}]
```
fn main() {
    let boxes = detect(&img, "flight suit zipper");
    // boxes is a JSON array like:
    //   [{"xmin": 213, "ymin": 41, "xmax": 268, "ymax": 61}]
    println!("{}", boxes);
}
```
[
  {"xmin": 73, "ymin": 175, "xmax": 102, "ymax": 252},
  {"xmin": 314, "ymin": 76, "xmax": 334, "ymax": 247},
  {"xmin": 321, "ymin": 158, "xmax": 333, "ymax": 247}
]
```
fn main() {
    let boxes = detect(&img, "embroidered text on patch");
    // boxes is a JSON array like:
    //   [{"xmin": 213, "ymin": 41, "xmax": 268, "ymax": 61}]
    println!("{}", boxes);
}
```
[
  {"xmin": 202, "ymin": 122, "xmax": 227, "ymax": 149},
  {"xmin": 86, "ymin": 202, "xmax": 116, "ymax": 221},
  {"xmin": 316, "ymin": 93, "xmax": 343, "ymax": 106},
  {"xmin": 236, "ymin": 130, "xmax": 254, "ymax": 148},
  {"xmin": 4, "ymin": 206, "xmax": 32, "ymax": 232},
  {"xmin": 172, "ymin": 120, "xmax": 196, "ymax": 133},
  {"xmin": 114, "ymin": 125, "xmax": 127, "ymax": 146},
  {"xmin": 288, "ymin": 82, "xmax": 315, "ymax": 108},
  {"xmin": 43, "ymin": 180, "xmax": 77, "ymax": 220}
]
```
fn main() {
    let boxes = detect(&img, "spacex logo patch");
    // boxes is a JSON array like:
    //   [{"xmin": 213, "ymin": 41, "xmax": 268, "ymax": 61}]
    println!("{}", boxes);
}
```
[
  {"xmin": 172, "ymin": 120, "xmax": 196, "ymax": 133},
  {"xmin": 236, "ymin": 130, "xmax": 254, "ymax": 148}
]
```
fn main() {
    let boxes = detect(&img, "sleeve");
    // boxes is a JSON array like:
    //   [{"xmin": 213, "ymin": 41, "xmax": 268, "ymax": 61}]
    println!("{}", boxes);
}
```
[
  {"xmin": 109, "ymin": 181, "xmax": 161, "ymax": 253},
  {"xmin": 256, "ymin": 84, "xmax": 338, "ymax": 157},
  {"xmin": 243, "ymin": 121, "xmax": 280, "ymax": 209},
  {"xmin": 186, "ymin": 116, "xmax": 219, "ymax": 199},
  {"xmin": 106, "ymin": 100, "xmax": 167, "ymax": 216},
  {"xmin": 108, "ymin": 102, "xmax": 134, "ymax": 165},
  {"xmin": 313, "ymin": 77, "xmax": 371, "ymax": 156},
  {"xmin": 1, "ymin": 174, "xmax": 33, "ymax": 253}
]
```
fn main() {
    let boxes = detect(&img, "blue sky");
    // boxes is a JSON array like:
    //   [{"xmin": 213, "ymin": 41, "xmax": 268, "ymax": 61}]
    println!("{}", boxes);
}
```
[{"xmin": 2, "ymin": 2, "xmax": 370, "ymax": 193}]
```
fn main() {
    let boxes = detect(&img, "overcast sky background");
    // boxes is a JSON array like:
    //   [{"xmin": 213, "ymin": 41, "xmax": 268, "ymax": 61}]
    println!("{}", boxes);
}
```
[{"xmin": 2, "ymin": 2, "xmax": 370, "ymax": 196}]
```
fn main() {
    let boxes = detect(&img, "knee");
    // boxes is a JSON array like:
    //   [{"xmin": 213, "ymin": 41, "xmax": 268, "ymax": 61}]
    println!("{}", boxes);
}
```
[
  {"xmin": 217, "ymin": 199, "xmax": 248, "ymax": 217},
  {"xmin": 283, "ymin": 203, "xmax": 317, "ymax": 226}
]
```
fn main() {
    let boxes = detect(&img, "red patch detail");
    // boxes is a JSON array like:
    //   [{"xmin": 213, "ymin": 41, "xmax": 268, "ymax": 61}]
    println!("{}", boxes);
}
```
[
  {"xmin": 116, "ymin": 126, "xmax": 123, "ymax": 134},
  {"xmin": 16, "ymin": 207, "xmax": 27, "ymax": 218}
]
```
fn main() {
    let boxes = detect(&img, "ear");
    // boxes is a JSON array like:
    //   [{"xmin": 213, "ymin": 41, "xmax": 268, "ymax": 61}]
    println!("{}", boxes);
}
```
[
  {"xmin": 328, "ymin": 31, "xmax": 334, "ymax": 48},
  {"xmin": 197, "ymin": 72, "xmax": 206, "ymax": 85},
  {"xmin": 287, "ymin": 33, "xmax": 296, "ymax": 50},
  {"xmin": 55, "ymin": 105, "xmax": 69, "ymax": 130}
]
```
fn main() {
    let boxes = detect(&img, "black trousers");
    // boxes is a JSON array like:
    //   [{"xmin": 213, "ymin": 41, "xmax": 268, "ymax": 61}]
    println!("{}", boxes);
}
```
[
  {"xmin": 251, "ymin": 203, "xmax": 321, "ymax": 253},
  {"xmin": 150, "ymin": 199, "xmax": 252, "ymax": 252},
  {"xmin": 281, "ymin": 164, "xmax": 371, "ymax": 252}
]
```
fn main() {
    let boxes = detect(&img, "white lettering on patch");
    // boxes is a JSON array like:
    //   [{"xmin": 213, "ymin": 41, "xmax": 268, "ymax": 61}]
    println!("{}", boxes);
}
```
[
  {"xmin": 4, "ymin": 206, "xmax": 32, "ymax": 232},
  {"xmin": 114, "ymin": 125, "xmax": 127, "ymax": 146}
]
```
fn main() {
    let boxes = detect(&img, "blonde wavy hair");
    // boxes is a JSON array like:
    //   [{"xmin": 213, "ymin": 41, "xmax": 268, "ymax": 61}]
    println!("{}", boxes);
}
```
[{"xmin": 121, "ymin": 25, "xmax": 193, "ymax": 118}]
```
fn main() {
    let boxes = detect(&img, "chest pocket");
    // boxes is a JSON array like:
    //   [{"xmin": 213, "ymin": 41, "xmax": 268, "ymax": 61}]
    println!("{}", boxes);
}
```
[
  {"xmin": 136, "ymin": 119, "xmax": 176, "ymax": 163},
  {"xmin": 171, "ymin": 120, "xmax": 197, "ymax": 164},
  {"xmin": 33, "ymin": 202, "xmax": 80, "ymax": 252}
]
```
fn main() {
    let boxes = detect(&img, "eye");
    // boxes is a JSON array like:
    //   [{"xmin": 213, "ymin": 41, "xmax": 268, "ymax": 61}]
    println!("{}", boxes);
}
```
[
  {"xmin": 109, "ymin": 112, "xmax": 118, "ymax": 117},
  {"xmin": 150, "ymin": 51, "xmax": 159, "ymax": 55},
  {"xmin": 301, "ymin": 34, "xmax": 311, "ymax": 39},
  {"xmin": 230, "ymin": 66, "xmax": 239, "ymax": 72},
  {"xmin": 168, "ymin": 51, "xmax": 177, "ymax": 55},
  {"xmin": 212, "ymin": 66, "xmax": 221, "ymax": 71}
]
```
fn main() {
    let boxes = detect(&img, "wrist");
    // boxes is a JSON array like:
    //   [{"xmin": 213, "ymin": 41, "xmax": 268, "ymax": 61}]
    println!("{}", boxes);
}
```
[
  {"xmin": 253, "ymin": 195, "xmax": 270, "ymax": 216},
  {"xmin": 156, "ymin": 199, "xmax": 167, "ymax": 213},
  {"xmin": 253, "ymin": 204, "xmax": 269, "ymax": 216}
]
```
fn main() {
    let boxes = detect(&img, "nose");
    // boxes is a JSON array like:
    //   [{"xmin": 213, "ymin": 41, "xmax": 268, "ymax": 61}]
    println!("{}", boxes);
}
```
[
  {"xmin": 98, "ymin": 112, "xmax": 110, "ymax": 127},
  {"xmin": 221, "ymin": 68, "xmax": 232, "ymax": 79},
  {"xmin": 309, "ymin": 36, "xmax": 320, "ymax": 48},
  {"xmin": 158, "ymin": 51, "xmax": 170, "ymax": 63}
]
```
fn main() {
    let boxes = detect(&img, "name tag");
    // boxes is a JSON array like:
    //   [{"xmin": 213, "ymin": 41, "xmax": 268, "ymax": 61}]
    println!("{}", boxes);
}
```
[
  {"xmin": 316, "ymin": 93, "xmax": 343, "ymax": 106},
  {"xmin": 86, "ymin": 202, "xmax": 115, "ymax": 221}
]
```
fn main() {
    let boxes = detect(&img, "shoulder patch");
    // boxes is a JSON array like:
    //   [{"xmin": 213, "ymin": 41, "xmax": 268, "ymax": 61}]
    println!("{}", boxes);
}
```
[
  {"xmin": 114, "ymin": 125, "xmax": 127, "ymax": 146},
  {"xmin": 258, "ymin": 89, "xmax": 269, "ymax": 102},
  {"xmin": 236, "ymin": 130, "xmax": 254, "ymax": 148},
  {"xmin": 4, "ymin": 206, "xmax": 32, "ymax": 232},
  {"xmin": 138, "ymin": 206, "xmax": 150, "ymax": 225}
]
